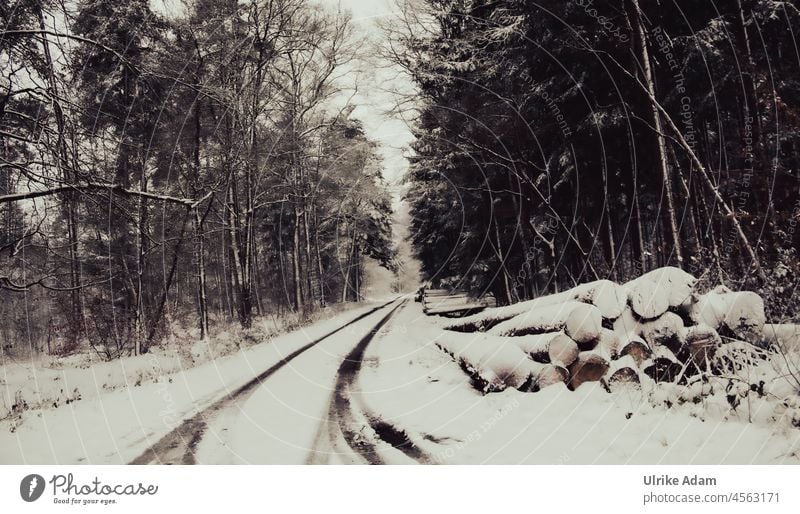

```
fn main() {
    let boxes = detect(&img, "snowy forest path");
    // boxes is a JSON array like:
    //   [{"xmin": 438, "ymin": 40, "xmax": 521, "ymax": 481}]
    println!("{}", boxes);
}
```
[
  {"xmin": 128, "ymin": 298, "xmax": 403, "ymax": 465},
  {"xmin": 310, "ymin": 299, "xmax": 416, "ymax": 464}
]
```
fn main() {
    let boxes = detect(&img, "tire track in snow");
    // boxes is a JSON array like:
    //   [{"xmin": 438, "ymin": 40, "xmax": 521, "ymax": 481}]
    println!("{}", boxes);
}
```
[
  {"xmin": 129, "ymin": 299, "xmax": 400, "ymax": 465},
  {"xmin": 326, "ymin": 298, "xmax": 432, "ymax": 464}
]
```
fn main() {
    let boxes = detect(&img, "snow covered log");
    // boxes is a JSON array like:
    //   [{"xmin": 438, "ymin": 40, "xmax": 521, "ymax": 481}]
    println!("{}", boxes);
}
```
[
  {"xmin": 596, "ymin": 328, "xmax": 621, "ymax": 359},
  {"xmin": 643, "ymin": 346, "xmax": 682, "ymax": 383},
  {"xmin": 532, "ymin": 363, "xmax": 570, "ymax": 390},
  {"xmin": 612, "ymin": 307, "xmax": 651, "ymax": 365},
  {"xmin": 689, "ymin": 288, "xmax": 765, "ymax": 343},
  {"xmin": 444, "ymin": 301, "xmax": 539, "ymax": 333},
  {"xmin": 444, "ymin": 280, "xmax": 624, "ymax": 334},
  {"xmin": 487, "ymin": 301, "xmax": 602, "ymax": 344},
  {"xmin": 604, "ymin": 355, "xmax": 640, "ymax": 388},
  {"xmin": 612, "ymin": 306, "xmax": 640, "ymax": 338},
  {"xmin": 436, "ymin": 333, "xmax": 538, "ymax": 392},
  {"xmin": 682, "ymin": 324, "xmax": 722, "ymax": 365},
  {"xmin": 639, "ymin": 312, "xmax": 687, "ymax": 354},
  {"xmin": 614, "ymin": 307, "xmax": 686, "ymax": 354},
  {"xmin": 617, "ymin": 334, "xmax": 652, "ymax": 367},
  {"xmin": 624, "ymin": 266, "xmax": 696, "ymax": 319},
  {"xmin": 762, "ymin": 324, "xmax": 800, "ymax": 352},
  {"xmin": 563, "ymin": 279, "xmax": 627, "ymax": 319},
  {"xmin": 423, "ymin": 292, "xmax": 496, "ymax": 316},
  {"xmin": 510, "ymin": 331, "xmax": 580, "ymax": 367},
  {"xmin": 625, "ymin": 278, "xmax": 668, "ymax": 320},
  {"xmin": 687, "ymin": 286, "xmax": 729, "ymax": 328},
  {"xmin": 718, "ymin": 291, "xmax": 766, "ymax": 343},
  {"xmin": 567, "ymin": 351, "xmax": 610, "ymax": 390}
]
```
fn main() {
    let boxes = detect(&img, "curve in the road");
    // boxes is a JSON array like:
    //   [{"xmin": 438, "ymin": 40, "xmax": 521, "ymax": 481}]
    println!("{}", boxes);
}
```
[
  {"xmin": 326, "ymin": 298, "xmax": 432, "ymax": 465},
  {"xmin": 328, "ymin": 301, "xmax": 405, "ymax": 464}
]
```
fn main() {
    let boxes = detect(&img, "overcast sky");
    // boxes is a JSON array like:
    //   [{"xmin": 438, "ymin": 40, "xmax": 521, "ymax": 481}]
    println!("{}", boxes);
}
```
[{"xmin": 317, "ymin": 0, "xmax": 416, "ymax": 205}]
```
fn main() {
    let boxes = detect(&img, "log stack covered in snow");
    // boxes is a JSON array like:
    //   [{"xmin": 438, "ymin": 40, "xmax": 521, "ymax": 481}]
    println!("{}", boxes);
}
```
[
  {"xmin": 435, "ymin": 332, "xmax": 566, "ymax": 393},
  {"xmin": 434, "ymin": 266, "xmax": 776, "ymax": 395}
]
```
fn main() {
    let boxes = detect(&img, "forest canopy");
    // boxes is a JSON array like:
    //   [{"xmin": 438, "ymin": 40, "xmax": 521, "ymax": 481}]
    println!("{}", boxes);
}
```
[{"xmin": 386, "ymin": 0, "xmax": 800, "ymax": 320}]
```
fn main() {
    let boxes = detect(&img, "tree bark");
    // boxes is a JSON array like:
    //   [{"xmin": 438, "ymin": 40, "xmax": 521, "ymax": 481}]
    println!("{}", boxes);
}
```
[
  {"xmin": 36, "ymin": 3, "xmax": 83, "ymax": 342},
  {"xmin": 625, "ymin": 0, "xmax": 684, "ymax": 269},
  {"xmin": 145, "ymin": 207, "xmax": 191, "ymax": 348},
  {"xmin": 134, "ymin": 166, "xmax": 150, "ymax": 355},
  {"xmin": 227, "ymin": 176, "xmax": 252, "ymax": 328},
  {"xmin": 195, "ymin": 204, "xmax": 211, "ymax": 339},
  {"xmin": 492, "ymin": 213, "xmax": 515, "ymax": 305},
  {"xmin": 292, "ymin": 202, "xmax": 304, "ymax": 310}
]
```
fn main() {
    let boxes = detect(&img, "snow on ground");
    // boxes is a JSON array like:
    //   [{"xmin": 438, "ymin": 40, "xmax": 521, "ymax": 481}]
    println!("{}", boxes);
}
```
[
  {"xmin": 3, "ymin": 295, "xmax": 797, "ymax": 465},
  {"xmin": 357, "ymin": 302, "xmax": 800, "ymax": 464},
  {"xmin": 0, "ymin": 302, "xmax": 385, "ymax": 464},
  {"xmin": 0, "ymin": 305, "xmax": 357, "ymax": 424},
  {"xmin": 193, "ymin": 304, "xmax": 399, "ymax": 464},
  {"xmin": 0, "ymin": 352, "xmax": 183, "ymax": 425}
]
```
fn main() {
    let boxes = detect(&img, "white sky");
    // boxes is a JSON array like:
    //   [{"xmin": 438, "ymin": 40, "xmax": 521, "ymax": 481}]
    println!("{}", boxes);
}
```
[{"xmin": 317, "ymin": 0, "xmax": 417, "ymax": 205}]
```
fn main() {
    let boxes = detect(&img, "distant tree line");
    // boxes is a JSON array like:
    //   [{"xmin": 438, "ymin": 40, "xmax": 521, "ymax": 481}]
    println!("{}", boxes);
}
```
[
  {"xmin": 387, "ymin": 0, "xmax": 800, "ymax": 318},
  {"xmin": 1, "ymin": 0, "xmax": 396, "ymax": 357}
]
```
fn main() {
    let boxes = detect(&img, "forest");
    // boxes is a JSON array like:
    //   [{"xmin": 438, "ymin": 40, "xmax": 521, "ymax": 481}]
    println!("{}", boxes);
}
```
[
  {"xmin": 2, "ymin": 0, "xmax": 800, "ymax": 469},
  {"xmin": 390, "ymin": 0, "xmax": 800, "ymax": 320},
  {"xmin": 1, "ymin": 0, "xmax": 397, "ymax": 358}
]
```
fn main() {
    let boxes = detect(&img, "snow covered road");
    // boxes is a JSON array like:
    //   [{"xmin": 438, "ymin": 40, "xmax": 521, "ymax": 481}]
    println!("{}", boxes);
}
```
[
  {"xmin": 1, "ymin": 300, "xmax": 400, "ymax": 464},
  {"xmin": 132, "ymin": 298, "xmax": 408, "ymax": 464}
]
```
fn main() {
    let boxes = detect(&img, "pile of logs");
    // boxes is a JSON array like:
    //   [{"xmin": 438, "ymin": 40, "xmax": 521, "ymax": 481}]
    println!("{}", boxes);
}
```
[{"xmin": 437, "ymin": 267, "xmax": 779, "ymax": 394}]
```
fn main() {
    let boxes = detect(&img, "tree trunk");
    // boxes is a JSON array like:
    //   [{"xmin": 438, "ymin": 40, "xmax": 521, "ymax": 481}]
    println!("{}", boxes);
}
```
[
  {"xmin": 227, "ymin": 176, "xmax": 252, "ymax": 328},
  {"xmin": 292, "ymin": 202, "xmax": 304, "ymax": 310},
  {"xmin": 134, "ymin": 170, "xmax": 148, "ymax": 355},
  {"xmin": 342, "ymin": 226, "xmax": 357, "ymax": 303},
  {"xmin": 625, "ymin": 0, "xmax": 684, "ymax": 269},
  {"xmin": 492, "ymin": 214, "xmax": 515, "ymax": 305},
  {"xmin": 302, "ymin": 191, "xmax": 315, "ymax": 306},
  {"xmin": 36, "ymin": 4, "xmax": 83, "ymax": 342},
  {"xmin": 600, "ymin": 161, "xmax": 617, "ymax": 280},
  {"xmin": 145, "ymin": 207, "xmax": 191, "ymax": 348},
  {"xmin": 222, "ymin": 223, "xmax": 235, "ymax": 320},
  {"xmin": 314, "ymin": 210, "xmax": 326, "ymax": 307},
  {"xmin": 195, "ymin": 205, "xmax": 210, "ymax": 339}
]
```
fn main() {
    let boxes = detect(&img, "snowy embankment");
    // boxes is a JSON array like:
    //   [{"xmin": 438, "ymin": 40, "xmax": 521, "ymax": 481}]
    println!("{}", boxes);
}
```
[
  {"xmin": 0, "ymin": 302, "xmax": 382, "ymax": 464},
  {"xmin": 356, "ymin": 269, "xmax": 800, "ymax": 463},
  {"xmin": 0, "ymin": 305, "xmax": 356, "ymax": 426}
]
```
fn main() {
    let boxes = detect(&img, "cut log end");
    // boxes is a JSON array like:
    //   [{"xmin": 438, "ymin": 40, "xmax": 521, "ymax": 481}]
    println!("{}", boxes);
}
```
[
  {"xmin": 564, "ymin": 304, "xmax": 603, "ymax": 344},
  {"xmin": 568, "ymin": 352, "xmax": 610, "ymax": 390},
  {"xmin": 643, "ymin": 347, "xmax": 682, "ymax": 383},
  {"xmin": 640, "ymin": 311, "xmax": 686, "ymax": 354},
  {"xmin": 548, "ymin": 333, "xmax": 580, "ymax": 367},
  {"xmin": 618, "ymin": 336, "xmax": 652, "ymax": 367},
  {"xmin": 683, "ymin": 324, "xmax": 722, "ymax": 365},
  {"xmin": 534, "ymin": 364, "xmax": 569, "ymax": 390},
  {"xmin": 607, "ymin": 366, "xmax": 640, "ymax": 388}
]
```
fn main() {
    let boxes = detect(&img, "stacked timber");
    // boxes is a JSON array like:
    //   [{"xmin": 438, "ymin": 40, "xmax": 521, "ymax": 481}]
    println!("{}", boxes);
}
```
[{"xmin": 432, "ymin": 267, "xmax": 777, "ymax": 394}]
